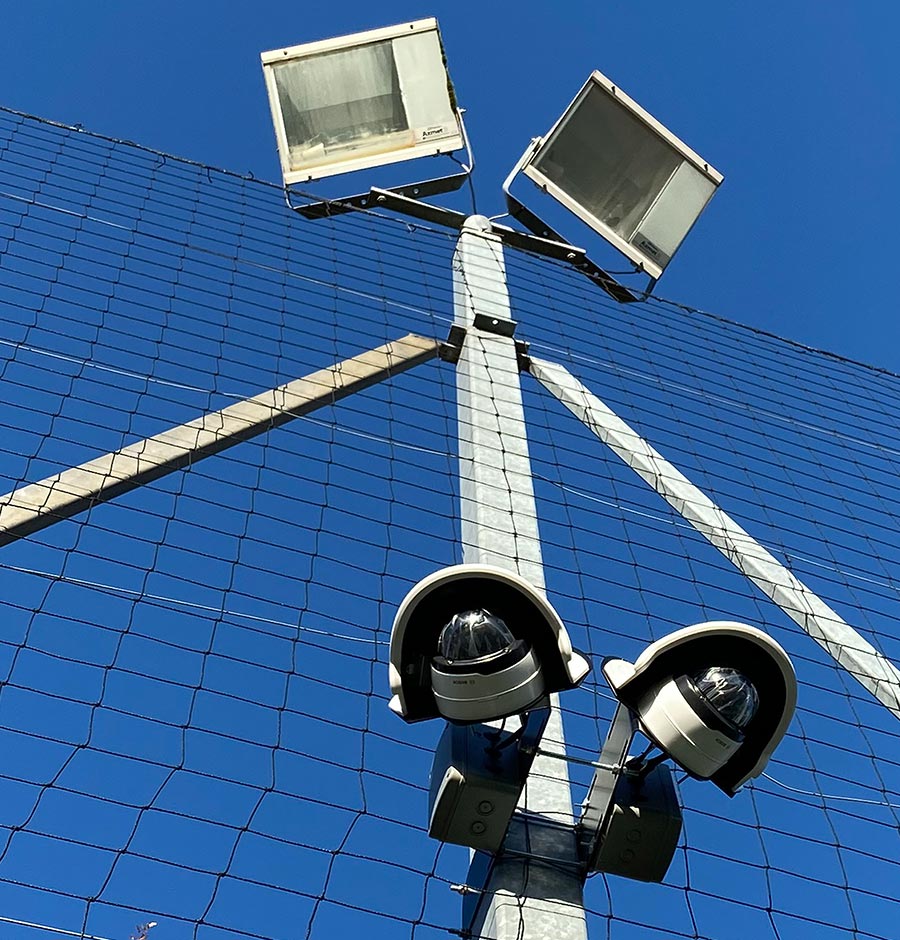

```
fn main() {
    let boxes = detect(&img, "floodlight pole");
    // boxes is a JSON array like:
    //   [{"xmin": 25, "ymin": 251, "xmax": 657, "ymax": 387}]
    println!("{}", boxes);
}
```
[{"xmin": 453, "ymin": 216, "xmax": 587, "ymax": 940}]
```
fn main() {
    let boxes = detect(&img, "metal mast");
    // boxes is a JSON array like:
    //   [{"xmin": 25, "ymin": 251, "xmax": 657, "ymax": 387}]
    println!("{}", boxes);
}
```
[{"xmin": 453, "ymin": 215, "xmax": 587, "ymax": 940}]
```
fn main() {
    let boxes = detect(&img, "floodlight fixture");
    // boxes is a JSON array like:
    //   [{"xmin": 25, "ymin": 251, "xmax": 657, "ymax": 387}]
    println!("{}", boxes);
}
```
[
  {"xmin": 261, "ymin": 18, "xmax": 471, "ymax": 214},
  {"xmin": 506, "ymin": 69, "xmax": 723, "ymax": 285}
]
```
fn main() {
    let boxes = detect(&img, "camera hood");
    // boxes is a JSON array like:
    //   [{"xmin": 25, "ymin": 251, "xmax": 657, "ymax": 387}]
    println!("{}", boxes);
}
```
[
  {"xmin": 389, "ymin": 564, "xmax": 590, "ymax": 722},
  {"xmin": 604, "ymin": 621, "xmax": 797, "ymax": 794}
]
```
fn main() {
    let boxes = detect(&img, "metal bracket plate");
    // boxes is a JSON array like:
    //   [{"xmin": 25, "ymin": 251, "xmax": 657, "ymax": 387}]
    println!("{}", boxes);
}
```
[
  {"xmin": 514, "ymin": 340, "xmax": 531, "ymax": 373},
  {"xmin": 288, "ymin": 173, "xmax": 470, "ymax": 221},
  {"xmin": 578, "ymin": 702, "xmax": 637, "ymax": 864},
  {"xmin": 472, "ymin": 313, "xmax": 516, "ymax": 337},
  {"xmin": 440, "ymin": 324, "xmax": 467, "ymax": 364}
]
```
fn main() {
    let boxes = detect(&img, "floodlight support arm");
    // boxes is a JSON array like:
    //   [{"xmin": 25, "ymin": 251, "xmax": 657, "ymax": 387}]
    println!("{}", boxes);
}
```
[
  {"xmin": 502, "ymin": 139, "xmax": 640, "ymax": 304},
  {"xmin": 0, "ymin": 334, "xmax": 440, "ymax": 548}
]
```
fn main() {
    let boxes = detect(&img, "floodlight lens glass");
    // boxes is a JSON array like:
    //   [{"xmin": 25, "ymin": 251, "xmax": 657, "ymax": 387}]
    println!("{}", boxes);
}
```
[
  {"xmin": 533, "ymin": 83, "xmax": 680, "ymax": 244},
  {"xmin": 267, "ymin": 27, "xmax": 460, "ymax": 179},
  {"xmin": 439, "ymin": 610, "xmax": 515, "ymax": 663},
  {"xmin": 272, "ymin": 43, "xmax": 408, "ymax": 169},
  {"xmin": 527, "ymin": 78, "xmax": 719, "ymax": 273},
  {"xmin": 693, "ymin": 666, "xmax": 759, "ymax": 730}
]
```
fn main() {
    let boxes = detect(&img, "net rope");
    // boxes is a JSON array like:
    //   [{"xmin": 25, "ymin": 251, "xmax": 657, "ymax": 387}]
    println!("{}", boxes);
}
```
[{"xmin": 0, "ymin": 107, "xmax": 898, "ymax": 940}]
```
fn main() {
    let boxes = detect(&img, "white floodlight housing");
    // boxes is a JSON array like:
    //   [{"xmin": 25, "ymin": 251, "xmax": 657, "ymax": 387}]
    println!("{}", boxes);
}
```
[
  {"xmin": 604, "ymin": 621, "xmax": 796, "ymax": 795},
  {"xmin": 388, "ymin": 564, "xmax": 590, "ymax": 723},
  {"xmin": 261, "ymin": 18, "xmax": 465, "ymax": 187},
  {"xmin": 518, "ymin": 70, "xmax": 723, "ymax": 281}
]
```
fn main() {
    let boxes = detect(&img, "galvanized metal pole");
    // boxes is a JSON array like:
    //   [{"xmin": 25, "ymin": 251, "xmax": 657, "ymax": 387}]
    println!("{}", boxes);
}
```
[{"xmin": 453, "ymin": 216, "xmax": 587, "ymax": 940}]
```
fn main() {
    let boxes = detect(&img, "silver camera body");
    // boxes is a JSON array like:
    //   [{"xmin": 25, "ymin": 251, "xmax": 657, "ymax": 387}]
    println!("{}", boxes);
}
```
[{"xmin": 430, "ymin": 627, "xmax": 545, "ymax": 723}]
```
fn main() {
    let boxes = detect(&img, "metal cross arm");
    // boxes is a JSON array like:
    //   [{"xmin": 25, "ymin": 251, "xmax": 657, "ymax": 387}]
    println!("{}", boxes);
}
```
[{"xmin": 0, "ymin": 334, "xmax": 440, "ymax": 548}]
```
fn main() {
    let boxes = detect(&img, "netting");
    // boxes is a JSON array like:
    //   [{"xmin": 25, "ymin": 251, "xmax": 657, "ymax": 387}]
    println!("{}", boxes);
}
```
[{"xmin": 1, "ymin": 106, "xmax": 899, "ymax": 940}]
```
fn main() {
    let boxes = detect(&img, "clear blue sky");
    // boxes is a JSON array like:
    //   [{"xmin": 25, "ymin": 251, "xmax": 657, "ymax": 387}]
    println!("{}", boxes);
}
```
[
  {"xmin": 2, "ymin": 6, "xmax": 900, "ymax": 940},
  {"xmin": 2, "ymin": 0, "xmax": 899, "ymax": 370}
]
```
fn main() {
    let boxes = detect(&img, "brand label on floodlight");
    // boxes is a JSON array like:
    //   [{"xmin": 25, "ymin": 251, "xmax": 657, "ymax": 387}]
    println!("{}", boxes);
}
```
[
  {"xmin": 416, "ymin": 124, "xmax": 454, "ymax": 143},
  {"xmin": 633, "ymin": 235, "xmax": 667, "ymax": 265}
]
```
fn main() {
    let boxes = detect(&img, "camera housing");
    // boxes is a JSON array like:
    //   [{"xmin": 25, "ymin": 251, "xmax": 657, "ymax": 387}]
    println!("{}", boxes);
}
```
[
  {"xmin": 389, "ymin": 564, "xmax": 590, "ymax": 723},
  {"xmin": 603, "ymin": 621, "xmax": 797, "ymax": 795},
  {"xmin": 428, "ymin": 708, "xmax": 549, "ymax": 851},
  {"xmin": 430, "ymin": 608, "xmax": 546, "ymax": 722}
]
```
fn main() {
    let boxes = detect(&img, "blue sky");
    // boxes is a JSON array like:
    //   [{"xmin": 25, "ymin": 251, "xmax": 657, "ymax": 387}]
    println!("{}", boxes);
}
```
[
  {"xmin": 2, "ymin": 0, "xmax": 899, "ymax": 370},
  {"xmin": 2, "ymin": 5, "xmax": 900, "ymax": 940}
]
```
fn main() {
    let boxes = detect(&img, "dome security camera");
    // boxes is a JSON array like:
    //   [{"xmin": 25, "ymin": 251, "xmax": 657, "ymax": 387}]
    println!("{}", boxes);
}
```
[
  {"xmin": 388, "ymin": 564, "xmax": 590, "ymax": 723},
  {"xmin": 430, "ymin": 608, "xmax": 545, "ymax": 723},
  {"xmin": 604, "ymin": 621, "xmax": 797, "ymax": 795}
]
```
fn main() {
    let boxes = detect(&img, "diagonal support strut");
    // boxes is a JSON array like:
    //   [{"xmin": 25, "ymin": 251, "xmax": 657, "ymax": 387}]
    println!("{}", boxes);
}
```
[
  {"xmin": 0, "ymin": 333, "xmax": 440, "ymax": 548},
  {"xmin": 530, "ymin": 355, "xmax": 900, "ymax": 721}
]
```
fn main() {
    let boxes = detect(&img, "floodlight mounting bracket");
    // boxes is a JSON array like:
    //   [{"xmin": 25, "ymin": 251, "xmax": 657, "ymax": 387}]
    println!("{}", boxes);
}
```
[
  {"xmin": 354, "ymin": 187, "xmax": 640, "ymax": 305},
  {"xmin": 366, "ymin": 187, "xmax": 469, "ymax": 228},
  {"xmin": 502, "ymin": 138, "xmax": 645, "ymax": 304},
  {"xmin": 287, "ymin": 167, "xmax": 471, "ymax": 220},
  {"xmin": 286, "ymin": 107, "xmax": 475, "ymax": 220}
]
